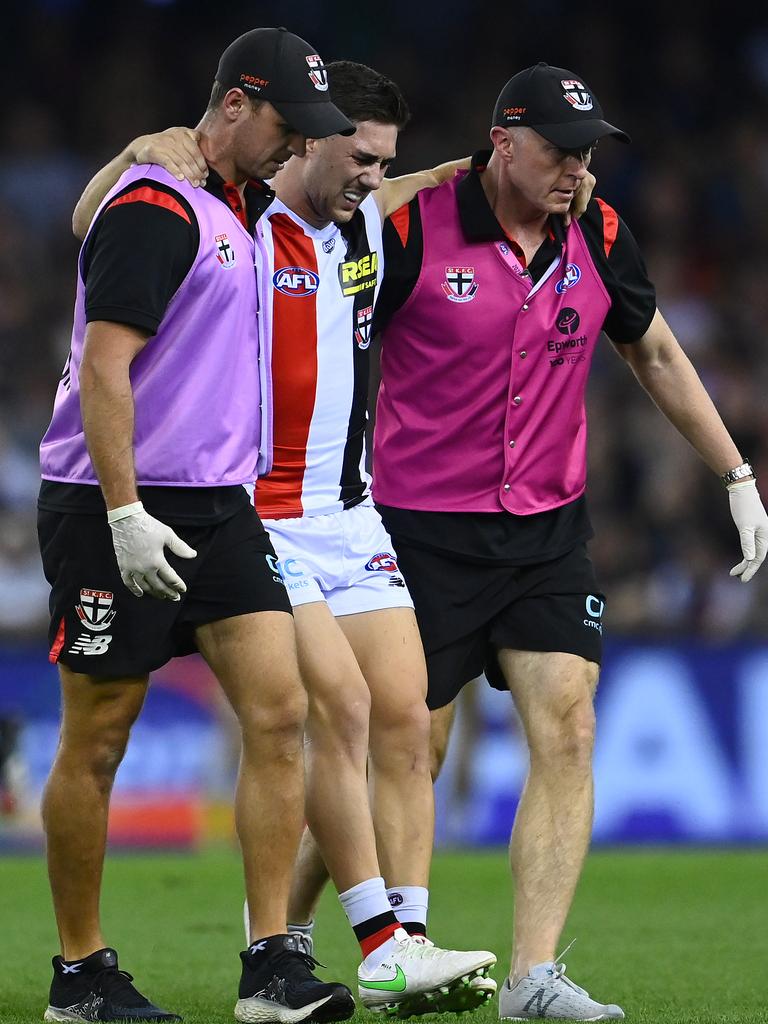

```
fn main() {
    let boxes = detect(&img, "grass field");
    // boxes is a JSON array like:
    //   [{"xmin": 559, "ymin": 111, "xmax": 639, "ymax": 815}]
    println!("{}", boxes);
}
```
[{"xmin": 1, "ymin": 848, "xmax": 766, "ymax": 1023}]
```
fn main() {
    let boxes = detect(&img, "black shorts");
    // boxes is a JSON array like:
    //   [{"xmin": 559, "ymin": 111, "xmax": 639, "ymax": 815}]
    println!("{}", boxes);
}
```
[
  {"xmin": 38, "ymin": 503, "xmax": 291, "ymax": 678},
  {"xmin": 387, "ymin": 540, "xmax": 605, "ymax": 710}
]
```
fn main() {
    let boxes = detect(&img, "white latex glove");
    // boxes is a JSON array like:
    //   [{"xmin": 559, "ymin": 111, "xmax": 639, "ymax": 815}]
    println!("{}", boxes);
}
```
[
  {"xmin": 728, "ymin": 479, "xmax": 768, "ymax": 583},
  {"xmin": 107, "ymin": 502, "xmax": 197, "ymax": 600}
]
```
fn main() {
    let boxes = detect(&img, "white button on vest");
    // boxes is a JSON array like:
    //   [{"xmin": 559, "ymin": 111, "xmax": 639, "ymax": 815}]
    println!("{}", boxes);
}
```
[
  {"xmin": 509, "ymin": 440, "xmax": 515, "ymax": 447},
  {"xmin": 520, "ymin": 351, "xmax": 527, "ymax": 358},
  {"xmin": 522, "ymin": 303, "xmax": 529, "ymax": 310},
  {"xmin": 503, "ymin": 484, "xmax": 511, "ymax": 491},
  {"xmin": 513, "ymin": 396, "xmax": 522, "ymax": 405}
]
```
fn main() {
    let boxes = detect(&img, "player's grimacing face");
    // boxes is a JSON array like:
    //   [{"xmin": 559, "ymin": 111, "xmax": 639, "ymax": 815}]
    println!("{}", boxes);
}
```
[
  {"xmin": 303, "ymin": 120, "xmax": 399, "ymax": 223},
  {"xmin": 504, "ymin": 126, "xmax": 593, "ymax": 215}
]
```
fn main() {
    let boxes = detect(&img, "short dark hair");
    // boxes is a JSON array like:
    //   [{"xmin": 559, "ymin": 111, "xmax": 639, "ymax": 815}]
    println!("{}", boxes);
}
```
[
  {"xmin": 326, "ymin": 61, "xmax": 410, "ymax": 130},
  {"xmin": 206, "ymin": 79, "xmax": 264, "ymax": 114}
]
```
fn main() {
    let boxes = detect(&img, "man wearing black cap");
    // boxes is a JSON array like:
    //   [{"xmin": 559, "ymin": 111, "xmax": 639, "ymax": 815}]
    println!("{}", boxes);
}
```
[
  {"xmin": 39, "ymin": 27, "xmax": 356, "ymax": 1024},
  {"xmin": 372, "ymin": 62, "xmax": 768, "ymax": 1020}
]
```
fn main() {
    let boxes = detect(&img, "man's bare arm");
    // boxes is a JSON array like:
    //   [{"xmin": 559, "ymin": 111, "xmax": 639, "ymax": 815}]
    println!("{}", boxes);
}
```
[
  {"xmin": 80, "ymin": 321, "xmax": 149, "ymax": 508},
  {"xmin": 72, "ymin": 128, "xmax": 207, "ymax": 240},
  {"xmin": 374, "ymin": 158, "xmax": 471, "ymax": 220}
]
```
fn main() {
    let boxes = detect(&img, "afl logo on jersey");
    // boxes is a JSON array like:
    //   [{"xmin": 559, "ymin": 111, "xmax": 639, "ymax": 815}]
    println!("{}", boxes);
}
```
[{"xmin": 273, "ymin": 267, "xmax": 320, "ymax": 297}]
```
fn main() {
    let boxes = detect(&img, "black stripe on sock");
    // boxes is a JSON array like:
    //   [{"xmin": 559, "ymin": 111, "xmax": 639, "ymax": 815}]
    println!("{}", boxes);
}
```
[
  {"xmin": 401, "ymin": 921, "xmax": 427, "ymax": 936},
  {"xmin": 352, "ymin": 909, "xmax": 399, "ymax": 943}
]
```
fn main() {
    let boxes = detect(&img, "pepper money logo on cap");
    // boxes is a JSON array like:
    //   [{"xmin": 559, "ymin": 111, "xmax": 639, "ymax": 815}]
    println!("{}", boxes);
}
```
[
  {"xmin": 492, "ymin": 62, "xmax": 630, "ymax": 148},
  {"xmin": 216, "ymin": 27, "xmax": 354, "ymax": 139}
]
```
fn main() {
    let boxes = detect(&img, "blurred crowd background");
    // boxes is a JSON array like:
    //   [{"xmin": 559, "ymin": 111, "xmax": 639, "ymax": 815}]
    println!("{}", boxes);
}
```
[{"xmin": 2, "ymin": 0, "xmax": 768, "ymax": 646}]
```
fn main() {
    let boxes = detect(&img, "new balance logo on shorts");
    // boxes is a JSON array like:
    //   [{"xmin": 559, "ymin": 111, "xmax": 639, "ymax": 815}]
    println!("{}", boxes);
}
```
[{"xmin": 67, "ymin": 634, "xmax": 114, "ymax": 656}]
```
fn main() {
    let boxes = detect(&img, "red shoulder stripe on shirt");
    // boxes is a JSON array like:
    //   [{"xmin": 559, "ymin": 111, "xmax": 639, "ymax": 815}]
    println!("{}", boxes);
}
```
[
  {"xmin": 389, "ymin": 202, "xmax": 411, "ymax": 248},
  {"xmin": 106, "ymin": 187, "xmax": 192, "ymax": 224},
  {"xmin": 596, "ymin": 198, "xmax": 618, "ymax": 258}
]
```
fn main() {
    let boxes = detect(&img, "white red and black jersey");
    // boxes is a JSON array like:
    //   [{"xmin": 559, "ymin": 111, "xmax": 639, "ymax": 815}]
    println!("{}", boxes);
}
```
[{"xmin": 255, "ymin": 194, "xmax": 383, "ymax": 519}]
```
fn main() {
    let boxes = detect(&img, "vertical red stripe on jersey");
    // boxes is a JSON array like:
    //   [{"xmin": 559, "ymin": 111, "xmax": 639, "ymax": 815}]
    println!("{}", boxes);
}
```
[
  {"xmin": 596, "ymin": 198, "xmax": 619, "ymax": 258},
  {"xmin": 256, "ymin": 213, "xmax": 319, "ymax": 518}
]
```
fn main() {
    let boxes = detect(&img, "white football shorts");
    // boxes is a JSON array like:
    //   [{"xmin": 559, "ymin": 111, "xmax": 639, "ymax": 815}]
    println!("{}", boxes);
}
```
[{"xmin": 263, "ymin": 502, "xmax": 414, "ymax": 616}]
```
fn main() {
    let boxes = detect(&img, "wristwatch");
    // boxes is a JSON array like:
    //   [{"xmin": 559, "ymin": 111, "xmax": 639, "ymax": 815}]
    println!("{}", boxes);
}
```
[{"xmin": 721, "ymin": 462, "xmax": 755, "ymax": 487}]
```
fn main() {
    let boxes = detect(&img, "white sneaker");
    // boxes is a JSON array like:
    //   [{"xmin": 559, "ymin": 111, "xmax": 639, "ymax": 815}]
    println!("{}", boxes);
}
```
[
  {"xmin": 358, "ymin": 927, "xmax": 496, "ymax": 1016},
  {"xmin": 499, "ymin": 962, "xmax": 624, "ymax": 1020}
]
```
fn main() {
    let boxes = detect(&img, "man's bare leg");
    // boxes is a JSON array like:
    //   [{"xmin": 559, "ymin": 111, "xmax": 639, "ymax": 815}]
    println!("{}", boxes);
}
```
[
  {"xmin": 339, "ymin": 607, "xmax": 432, "ymax": 887},
  {"xmin": 294, "ymin": 602, "xmax": 381, "ymax": 894},
  {"xmin": 287, "ymin": 826, "xmax": 330, "ymax": 926},
  {"xmin": 497, "ymin": 649, "xmax": 598, "ymax": 983},
  {"xmin": 42, "ymin": 668, "xmax": 148, "ymax": 959},
  {"xmin": 196, "ymin": 611, "xmax": 307, "ymax": 942},
  {"xmin": 429, "ymin": 702, "xmax": 456, "ymax": 782}
]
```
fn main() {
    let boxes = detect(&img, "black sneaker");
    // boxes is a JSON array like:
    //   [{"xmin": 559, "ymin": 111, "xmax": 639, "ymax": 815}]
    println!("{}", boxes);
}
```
[
  {"xmin": 45, "ymin": 947, "xmax": 181, "ymax": 1022},
  {"xmin": 235, "ymin": 935, "xmax": 354, "ymax": 1023}
]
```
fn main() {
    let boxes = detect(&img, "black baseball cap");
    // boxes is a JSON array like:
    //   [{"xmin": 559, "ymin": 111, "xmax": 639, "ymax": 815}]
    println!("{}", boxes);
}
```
[
  {"xmin": 492, "ymin": 62, "xmax": 630, "ymax": 148},
  {"xmin": 216, "ymin": 27, "xmax": 354, "ymax": 139}
]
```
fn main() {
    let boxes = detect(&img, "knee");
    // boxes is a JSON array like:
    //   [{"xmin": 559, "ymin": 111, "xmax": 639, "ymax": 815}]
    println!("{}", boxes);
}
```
[
  {"xmin": 240, "ymin": 684, "xmax": 308, "ymax": 754},
  {"xmin": 370, "ymin": 697, "xmax": 431, "ymax": 769},
  {"xmin": 309, "ymin": 683, "xmax": 371, "ymax": 760},
  {"xmin": 58, "ymin": 715, "xmax": 134, "ymax": 792},
  {"xmin": 529, "ymin": 697, "xmax": 596, "ymax": 772}
]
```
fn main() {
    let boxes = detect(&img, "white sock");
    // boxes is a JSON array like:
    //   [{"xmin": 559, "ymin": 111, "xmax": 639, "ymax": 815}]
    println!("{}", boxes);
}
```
[
  {"xmin": 339, "ymin": 876, "xmax": 395, "ymax": 928},
  {"xmin": 387, "ymin": 885, "xmax": 429, "ymax": 934}
]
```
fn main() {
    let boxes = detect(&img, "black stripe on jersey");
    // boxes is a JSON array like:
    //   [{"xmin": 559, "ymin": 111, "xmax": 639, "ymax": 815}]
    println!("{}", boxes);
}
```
[{"xmin": 337, "ymin": 210, "xmax": 376, "ymax": 509}]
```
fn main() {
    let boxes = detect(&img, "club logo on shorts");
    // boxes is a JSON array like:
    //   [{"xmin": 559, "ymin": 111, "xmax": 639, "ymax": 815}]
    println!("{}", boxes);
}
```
[
  {"xmin": 273, "ymin": 266, "xmax": 320, "ymax": 297},
  {"xmin": 215, "ymin": 233, "xmax": 236, "ymax": 269},
  {"xmin": 76, "ymin": 589, "xmax": 116, "ymax": 632},
  {"xmin": 555, "ymin": 263, "xmax": 582, "ymax": 294},
  {"xmin": 583, "ymin": 594, "xmax": 604, "ymax": 633},
  {"xmin": 561, "ymin": 79, "xmax": 593, "ymax": 112},
  {"xmin": 355, "ymin": 304, "xmax": 374, "ymax": 349},
  {"xmin": 442, "ymin": 266, "xmax": 478, "ymax": 303},
  {"xmin": 306, "ymin": 54, "xmax": 329, "ymax": 92},
  {"xmin": 365, "ymin": 552, "xmax": 399, "ymax": 573}
]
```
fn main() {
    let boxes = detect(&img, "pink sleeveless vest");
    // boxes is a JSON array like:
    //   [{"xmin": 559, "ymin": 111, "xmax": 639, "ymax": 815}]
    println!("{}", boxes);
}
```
[{"xmin": 373, "ymin": 172, "xmax": 611, "ymax": 515}]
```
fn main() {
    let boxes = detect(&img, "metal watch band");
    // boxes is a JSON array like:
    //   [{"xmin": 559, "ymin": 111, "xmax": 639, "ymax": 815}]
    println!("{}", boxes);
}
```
[{"xmin": 721, "ymin": 462, "xmax": 755, "ymax": 488}]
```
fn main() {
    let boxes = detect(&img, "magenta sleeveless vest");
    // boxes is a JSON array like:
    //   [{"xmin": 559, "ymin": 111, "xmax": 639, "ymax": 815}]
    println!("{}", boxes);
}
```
[
  {"xmin": 41, "ymin": 165, "xmax": 272, "ymax": 487},
  {"xmin": 373, "ymin": 172, "xmax": 611, "ymax": 515}
]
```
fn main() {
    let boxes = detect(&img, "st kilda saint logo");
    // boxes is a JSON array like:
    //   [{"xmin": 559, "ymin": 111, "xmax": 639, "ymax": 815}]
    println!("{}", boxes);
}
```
[
  {"xmin": 442, "ymin": 266, "xmax": 478, "ymax": 303},
  {"xmin": 561, "ymin": 79, "xmax": 593, "ymax": 112},
  {"xmin": 556, "ymin": 307, "xmax": 581, "ymax": 334},
  {"xmin": 306, "ymin": 54, "xmax": 329, "ymax": 91},
  {"xmin": 76, "ymin": 589, "xmax": 116, "ymax": 632},
  {"xmin": 355, "ymin": 305, "xmax": 374, "ymax": 350},
  {"xmin": 215, "ymin": 233, "xmax": 236, "ymax": 269}
]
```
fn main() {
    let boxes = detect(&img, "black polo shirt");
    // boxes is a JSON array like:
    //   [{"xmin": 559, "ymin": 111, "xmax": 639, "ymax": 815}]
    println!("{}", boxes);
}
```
[
  {"xmin": 375, "ymin": 150, "xmax": 657, "ymax": 565},
  {"xmin": 39, "ymin": 169, "xmax": 275, "ymax": 524}
]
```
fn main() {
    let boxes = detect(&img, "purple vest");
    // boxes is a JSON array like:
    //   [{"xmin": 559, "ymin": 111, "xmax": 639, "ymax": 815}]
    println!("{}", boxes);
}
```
[
  {"xmin": 373, "ymin": 173, "xmax": 611, "ymax": 515},
  {"xmin": 40, "ymin": 165, "xmax": 272, "ymax": 487}
]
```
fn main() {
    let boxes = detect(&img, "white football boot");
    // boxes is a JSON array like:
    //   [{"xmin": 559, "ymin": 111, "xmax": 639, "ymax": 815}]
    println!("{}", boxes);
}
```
[
  {"xmin": 499, "ymin": 961, "xmax": 624, "ymax": 1020},
  {"xmin": 358, "ymin": 927, "xmax": 496, "ymax": 1017}
]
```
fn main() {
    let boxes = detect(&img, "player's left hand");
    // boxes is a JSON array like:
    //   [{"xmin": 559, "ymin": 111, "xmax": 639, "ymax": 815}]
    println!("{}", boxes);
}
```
[
  {"xmin": 728, "ymin": 479, "xmax": 768, "ymax": 582},
  {"xmin": 130, "ymin": 127, "xmax": 208, "ymax": 187},
  {"xmin": 565, "ymin": 170, "xmax": 596, "ymax": 225}
]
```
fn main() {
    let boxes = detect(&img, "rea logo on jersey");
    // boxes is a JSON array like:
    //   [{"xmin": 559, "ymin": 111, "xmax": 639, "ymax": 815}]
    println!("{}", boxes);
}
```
[
  {"xmin": 75, "ymin": 589, "xmax": 116, "ymax": 632},
  {"xmin": 561, "ymin": 79, "xmax": 593, "ymax": 112},
  {"xmin": 339, "ymin": 251, "xmax": 378, "ymax": 296},
  {"xmin": 365, "ymin": 551, "xmax": 399, "ymax": 573},
  {"xmin": 442, "ymin": 266, "xmax": 478, "ymax": 302},
  {"xmin": 273, "ymin": 266, "xmax": 320, "ymax": 297},
  {"xmin": 215, "ymin": 233, "xmax": 236, "ymax": 269},
  {"xmin": 306, "ymin": 54, "xmax": 329, "ymax": 91},
  {"xmin": 555, "ymin": 263, "xmax": 582, "ymax": 293},
  {"xmin": 355, "ymin": 305, "xmax": 374, "ymax": 349}
]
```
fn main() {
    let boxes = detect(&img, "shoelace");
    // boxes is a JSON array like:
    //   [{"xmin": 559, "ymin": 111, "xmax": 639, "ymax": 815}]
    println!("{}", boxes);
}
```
[
  {"xmin": 271, "ymin": 949, "xmax": 326, "ymax": 977},
  {"xmin": 545, "ymin": 941, "xmax": 589, "ymax": 998},
  {"xmin": 90, "ymin": 967, "xmax": 148, "ymax": 1007},
  {"xmin": 395, "ymin": 934, "xmax": 457, "ymax": 961}
]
